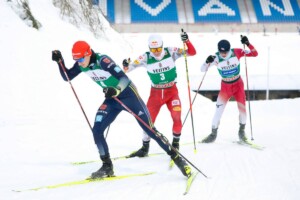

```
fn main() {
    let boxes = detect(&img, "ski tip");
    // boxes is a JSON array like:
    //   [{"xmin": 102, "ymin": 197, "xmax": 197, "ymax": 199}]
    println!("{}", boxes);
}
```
[
  {"xmin": 183, "ymin": 171, "xmax": 200, "ymax": 195},
  {"xmin": 169, "ymin": 160, "xmax": 175, "ymax": 169},
  {"xmin": 71, "ymin": 161, "xmax": 94, "ymax": 165},
  {"xmin": 235, "ymin": 140, "xmax": 265, "ymax": 150}
]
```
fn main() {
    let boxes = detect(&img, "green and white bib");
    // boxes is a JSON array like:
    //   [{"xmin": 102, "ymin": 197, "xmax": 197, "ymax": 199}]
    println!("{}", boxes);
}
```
[
  {"xmin": 79, "ymin": 54, "xmax": 119, "ymax": 88},
  {"xmin": 146, "ymin": 48, "xmax": 177, "ymax": 87},
  {"xmin": 216, "ymin": 49, "xmax": 241, "ymax": 80}
]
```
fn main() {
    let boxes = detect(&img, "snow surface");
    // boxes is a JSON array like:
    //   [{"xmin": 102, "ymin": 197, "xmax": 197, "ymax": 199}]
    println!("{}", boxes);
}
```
[{"xmin": 1, "ymin": 1, "xmax": 300, "ymax": 200}]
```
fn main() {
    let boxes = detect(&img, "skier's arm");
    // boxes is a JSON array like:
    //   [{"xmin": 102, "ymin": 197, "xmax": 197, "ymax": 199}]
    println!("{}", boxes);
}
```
[
  {"xmin": 57, "ymin": 61, "xmax": 82, "ymax": 81},
  {"xmin": 185, "ymin": 40, "xmax": 196, "ymax": 56},
  {"xmin": 236, "ymin": 35, "xmax": 258, "ymax": 59},
  {"xmin": 172, "ymin": 46, "xmax": 195, "ymax": 61},
  {"xmin": 123, "ymin": 54, "xmax": 147, "ymax": 73},
  {"xmin": 234, "ymin": 45, "xmax": 258, "ymax": 60},
  {"xmin": 246, "ymin": 44, "xmax": 258, "ymax": 57},
  {"xmin": 201, "ymin": 55, "xmax": 216, "ymax": 72},
  {"xmin": 101, "ymin": 56, "xmax": 131, "ymax": 92},
  {"xmin": 52, "ymin": 50, "xmax": 81, "ymax": 81},
  {"xmin": 180, "ymin": 31, "xmax": 196, "ymax": 56}
]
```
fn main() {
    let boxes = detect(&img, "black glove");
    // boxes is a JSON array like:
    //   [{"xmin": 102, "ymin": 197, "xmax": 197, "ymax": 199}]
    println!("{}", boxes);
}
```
[
  {"xmin": 52, "ymin": 50, "xmax": 62, "ymax": 62},
  {"xmin": 103, "ymin": 87, "xmax": 121, "ymax": 99},
  {"xmin": 206, "ymin": 55, "xmax": 216, "ymax": 64},
  {"xmin": 122, "ymin": 58, "xmax": 130, "ymax": 67},
  {"xmin": 241, "ymin": 35, "xmax": 250, "ymax": 46},
  {"xmin": 181, "ymin": 31, "xmax": 189, "ymax": 42}
]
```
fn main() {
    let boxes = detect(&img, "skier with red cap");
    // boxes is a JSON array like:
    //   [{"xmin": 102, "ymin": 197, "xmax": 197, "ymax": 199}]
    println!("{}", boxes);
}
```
[
  {"xmin": 200, "ymin": 36, "xmax": 258, "ymax": 143},
  {"xmin": 51, "ymin": 41, "xmax": 192, "ymax": 179}
]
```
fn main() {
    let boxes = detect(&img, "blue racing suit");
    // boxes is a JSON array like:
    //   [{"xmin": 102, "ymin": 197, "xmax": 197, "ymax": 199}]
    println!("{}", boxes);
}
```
[{"xmin": 57, "ymin": 51, "xmax": 172, "ymax": 159}]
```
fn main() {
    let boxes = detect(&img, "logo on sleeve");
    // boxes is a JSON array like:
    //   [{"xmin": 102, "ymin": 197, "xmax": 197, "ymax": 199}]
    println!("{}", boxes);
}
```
[
  {"xmin": 103, "ymin": 58, "xmax": 111, "ymax": 63},
  {"xmin": 100, "ymin": 104, "xmax": 107, "ymax": 110},
  {"xmin": 114, "ymin": 66, "xmax": 121, "ymax": 73},
  {"xmin": 95, "ymin": 115, "xmax": 103, "ymax": 122},
  {"xmin": 134, "ymin": 59, "xmax": 140, "ymax": 64},
  {"xmin": 107, "ymin": 62, "xmax": 114, "ymax": 68}
]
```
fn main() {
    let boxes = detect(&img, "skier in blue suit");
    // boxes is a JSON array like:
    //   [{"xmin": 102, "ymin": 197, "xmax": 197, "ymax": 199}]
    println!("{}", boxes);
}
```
[{"xmin": 51, "ymin": 40, "xmax": 191, "ymax": 179}]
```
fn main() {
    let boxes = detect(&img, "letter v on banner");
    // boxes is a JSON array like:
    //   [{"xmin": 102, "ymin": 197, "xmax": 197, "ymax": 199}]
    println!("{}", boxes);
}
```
[{"xmin": 135, "ymin": 0, "xmax": 171, "ymax": 16}]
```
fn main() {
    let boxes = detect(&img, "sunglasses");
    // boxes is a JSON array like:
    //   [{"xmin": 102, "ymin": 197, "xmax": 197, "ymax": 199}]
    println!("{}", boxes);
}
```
[
  {"xmin": 74, "ymin": 57, "xmax": 85, "ymax": 63},
  {"xmin": 150, "ymin": 47, "xmax": 162, "ymax": 53}
]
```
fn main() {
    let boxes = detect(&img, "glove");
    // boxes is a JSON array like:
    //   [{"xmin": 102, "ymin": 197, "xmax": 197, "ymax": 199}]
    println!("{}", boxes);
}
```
[
  {"xmin": 180, "ymin": 31, "xmax": 189, "ymax": 42},
  {"xmin": 206, "ymin": 55, "xmax": 216, "ymax": 64},
  {"xmin": 52, "ymin": 50, "xmax": 62, "ymax": 62},
  {"xmin": 241, "ymin": 35, "xmax": 250, "ymax": 46},
  {"xmin": 122, "ymin": 58, "xmax": 130, "ymax": 72},
  {"xmin": 103, "ymin": 86, "xmax": 121, "ymax": 99},
  {"xmin": 123, "ymin": 58, "xmax": 131, "ymax": 67}
]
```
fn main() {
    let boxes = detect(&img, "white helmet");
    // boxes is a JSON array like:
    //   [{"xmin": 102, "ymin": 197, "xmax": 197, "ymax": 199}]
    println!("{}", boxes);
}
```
[{"xmin": 148, "ymin": 34, "xmax": 163, "ymax": 48}]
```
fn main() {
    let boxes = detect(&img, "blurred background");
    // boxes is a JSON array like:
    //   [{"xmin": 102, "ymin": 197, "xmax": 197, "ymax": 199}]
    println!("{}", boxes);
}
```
[
  {"xmin": 89, "ymin": 0, "xmax": 300, "ymax": 100},
  {"xmin": 92, "ymin": 0, "xmax": 300, "ymax": 33}
]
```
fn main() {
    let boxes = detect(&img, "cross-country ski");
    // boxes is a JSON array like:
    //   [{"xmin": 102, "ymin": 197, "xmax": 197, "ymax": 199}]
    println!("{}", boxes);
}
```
[{"xmin": 12, "ymin": 172, "xmax": 155, "ymax": 192}]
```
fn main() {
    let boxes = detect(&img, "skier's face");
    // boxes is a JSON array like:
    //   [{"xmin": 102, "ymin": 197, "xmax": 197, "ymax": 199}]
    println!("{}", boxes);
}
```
[
  {"xmin": 76, "ymin": 55, "xmax": 90, "ymax": 68},
  {"xmin": 150, "ymin": 47, "xmax": 163, "ymax": 57},
  {"xmin": 219, "ymin": 51, "xmax": 228, "ymax": 58}
]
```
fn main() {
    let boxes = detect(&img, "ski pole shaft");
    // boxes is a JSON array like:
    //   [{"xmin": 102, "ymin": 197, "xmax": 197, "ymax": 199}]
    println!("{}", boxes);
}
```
[
  {"xmin": 241, "ymin": 36, "xmax": 254, "ymax": 140},
  {"xmin": 181, "ymin": 28, "xmax": 197, "ymax": 153},
  {"xmin": 105, "ymin": 125, "xmax": 110, "ymax": 139},
  {"xmin": 182, "ymin": 67, "xmax": 208, "ymax": 127},
  {"xmin": 58, "ymin": 60, "xmax": 93, "ymax": 131},
  {"xmin": 113, "ymin": 96, "xmax": 208, "ymax": 178}
]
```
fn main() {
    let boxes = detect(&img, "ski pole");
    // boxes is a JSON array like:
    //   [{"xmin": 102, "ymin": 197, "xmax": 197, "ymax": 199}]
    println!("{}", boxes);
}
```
[
  {"xmin": 113, "ymin": 96, "xmax": 208, "ymax": 178},
  {"xmin": 182, "ymin": 65, "xmax": 209, "ymax": 127},
  {"xmin": 241, "ymin": 35, "xmax": 254, "ymax": 140},
  {"xmin": 58, "ymin": 60, "xmax": 93, "ymax": 131},
  {"xmin": 181, "ymin": 29, "xmax": 197, "ymax": 153},
  {"xmin": 105, "ymin": 125, "xmax": 110, "ymax": 139}
]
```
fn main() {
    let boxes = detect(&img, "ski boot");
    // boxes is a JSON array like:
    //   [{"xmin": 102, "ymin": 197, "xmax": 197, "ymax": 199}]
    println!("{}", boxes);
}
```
[
  {"xmin": 172, "ymin": 137, "xmax": 180, "ymax": 150},
  {"xmin": 128, "ymin": 141, "xmax": 149, "ymax": 158},
  {"xmin": 91, "ymin": 156, "xmax": 114, "ymax": 179},
  {"xmin": 238, "ymin": 124, "xmax": 247, "ymax": 142},
  {"xmin": 202, "ymin": 128, "xmax": 218, "ymax": 143},
  {"xmin": 171, "ymin": 153, "xmax": 191, "ymax": 177}
]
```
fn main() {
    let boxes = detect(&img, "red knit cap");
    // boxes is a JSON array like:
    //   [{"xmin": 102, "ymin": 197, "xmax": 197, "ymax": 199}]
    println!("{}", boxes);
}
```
[{"xmin": 72, "ymin": 41, "xmax": 92, "ymax": 60}]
